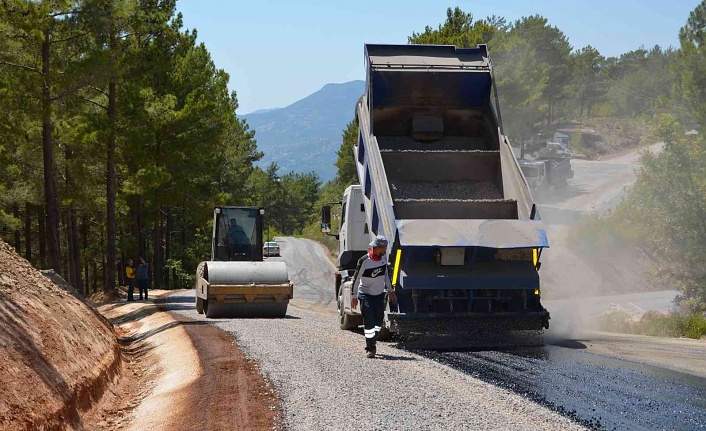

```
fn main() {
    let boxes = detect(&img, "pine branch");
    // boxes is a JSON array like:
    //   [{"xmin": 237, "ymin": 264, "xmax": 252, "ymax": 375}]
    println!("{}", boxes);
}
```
[
  {"xmin": 77, "ymin": 95, "xmax": 108, "ymax": 110},
  {"xmin": 88, "ymin": 85, "xmax": 109, "ymax": 97},
  {"xmin": 50, "ymin": 9, "xmax": 83, "ymax": 18},
  {"xmin": 0, "ymin": 60, "xmax": 41, "ymax": 74},
  {"xmin": 50, "ymin": 32, "xmax": 89, "ymax": 45}
]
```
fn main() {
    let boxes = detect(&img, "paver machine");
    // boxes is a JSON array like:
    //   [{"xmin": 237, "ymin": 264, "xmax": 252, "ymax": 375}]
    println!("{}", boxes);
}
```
[{"xmin": 195, "ymin": 206, "xmax": 293, "ymax": 318}]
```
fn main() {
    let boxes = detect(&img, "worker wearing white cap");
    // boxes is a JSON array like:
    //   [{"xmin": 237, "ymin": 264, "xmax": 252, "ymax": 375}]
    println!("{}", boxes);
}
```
[{"xmin": 351, "ymin": 235, "xmax": 397, "ymax": 358}]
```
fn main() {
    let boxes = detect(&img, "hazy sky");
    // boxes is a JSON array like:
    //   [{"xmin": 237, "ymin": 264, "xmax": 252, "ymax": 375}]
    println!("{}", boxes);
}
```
[{"xmin": 177, "ymin": 0, "xmax": 699, "ymax": 114}]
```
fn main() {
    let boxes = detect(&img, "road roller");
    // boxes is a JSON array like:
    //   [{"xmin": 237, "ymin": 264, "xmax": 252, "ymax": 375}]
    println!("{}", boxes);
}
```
[{"xmin": 195, "ymin": 206, "xmax": 293, "ymax": 318}]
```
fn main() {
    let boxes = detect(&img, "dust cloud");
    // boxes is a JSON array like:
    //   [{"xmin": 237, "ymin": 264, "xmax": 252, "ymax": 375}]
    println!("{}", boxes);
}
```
[{"xmin": 532, "ymin": 155, "xmax": 661, "ymax": 341}]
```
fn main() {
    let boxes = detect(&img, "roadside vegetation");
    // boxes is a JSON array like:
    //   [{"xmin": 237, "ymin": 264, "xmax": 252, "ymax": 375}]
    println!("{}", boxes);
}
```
[
  {"xmin": 599, "ymin": 310, "xmax": 706, "ymax": 340},
  {"xmin": 0, "ymin": 1, "xmax": 321, "ymax": 291},
  {"xmin": 569, "ymin": 3, "xmax": 706, "ymax": 327}
]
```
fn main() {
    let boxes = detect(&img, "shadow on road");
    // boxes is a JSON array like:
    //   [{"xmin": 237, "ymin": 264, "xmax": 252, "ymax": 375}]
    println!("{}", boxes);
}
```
[
  {"xmin": 376, "ymin": 354, "xmax": 417, "ymax": 361},
  {"xmin": 118, "ymin": 320, "xmax": 208, "ymax": 344},
  {"xmin": 160, "ymin": 295, "xmax": 195, "ymax": 304},
  {"xmin": 110, "ymin": 303, "xmax": 194, "ymax": 324},
  {"xmin": 534, "ymin": 183, "xmax": 588, "ymax": 205},
  {"xmin": 549, "ymin": 339, "xmax": 588, "ymax": 350}
]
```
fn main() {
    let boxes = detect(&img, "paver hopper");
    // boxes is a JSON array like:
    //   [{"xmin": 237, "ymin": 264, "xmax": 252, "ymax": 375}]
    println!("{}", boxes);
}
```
[{"xmin": 195, "ymin": 206, "xmax": 293, "ymax": 318}]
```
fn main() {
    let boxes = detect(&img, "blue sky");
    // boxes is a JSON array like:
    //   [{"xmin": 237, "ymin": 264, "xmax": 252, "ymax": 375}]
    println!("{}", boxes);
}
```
[{"xmin": 177, "ymin": 0, "xmax": 699, "ymax": 114}]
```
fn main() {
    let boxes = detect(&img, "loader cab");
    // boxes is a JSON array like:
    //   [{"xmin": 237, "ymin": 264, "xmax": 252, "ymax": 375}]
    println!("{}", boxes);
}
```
[
  {"xmin": 212, "ymin": 206, "xmax": 264, "ymax": 262},
  {"xmin": 519, "ymin": 160, "xmax": 547, "ymax": 189}
]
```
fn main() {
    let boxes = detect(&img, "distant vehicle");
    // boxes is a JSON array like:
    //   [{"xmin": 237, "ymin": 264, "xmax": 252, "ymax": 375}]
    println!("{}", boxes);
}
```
[
  {"xmin": 263, "ymin": 241, "xmax": 281, "ymax": 257},
  {"xmin": 518, "ymin": 159, "xmax": 548, "ymax": 190},
  {"xmin": 519, "ymin": 134, "xmax": 574, "ymax": 191}
]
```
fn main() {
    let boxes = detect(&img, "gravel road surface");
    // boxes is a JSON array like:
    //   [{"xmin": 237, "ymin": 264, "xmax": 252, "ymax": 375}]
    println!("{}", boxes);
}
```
[
  {"xmin": 168, "ymin": 291, "xmax": 587, "ymax": 431},
  {"xmin": 419, "ymin": 345, "xmax": 706, "ymax": 430},
  {"xmin": 270, "ymin": 237, "xmax": 336, "ymax": 312}
]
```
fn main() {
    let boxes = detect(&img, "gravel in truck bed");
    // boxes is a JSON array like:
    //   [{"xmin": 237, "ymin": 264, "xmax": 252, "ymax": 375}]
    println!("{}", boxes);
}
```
[
  {"xmin": 378, "ymin": 136, "xmax": 489, "ymax": 152},
  {"xmin": 390, "ymin": 180, "xmax": 504, "ymax": 201}
]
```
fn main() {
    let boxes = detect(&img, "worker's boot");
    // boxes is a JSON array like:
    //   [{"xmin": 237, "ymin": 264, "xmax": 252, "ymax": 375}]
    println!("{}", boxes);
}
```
[{"xmin": 365, "ymin": 346, "xmax": 376, "ymax": 358}]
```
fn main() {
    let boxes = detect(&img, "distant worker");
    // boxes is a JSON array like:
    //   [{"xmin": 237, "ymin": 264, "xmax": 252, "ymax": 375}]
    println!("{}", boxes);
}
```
[
  {"xmin": 126, "ymin": 259, "xmax": 136, "ymax": 301},
  {"xmin": 137, "ymin": 257, "xmax": 149, "ymax": 300},
  {"xmin": 227, "ymin": 218, "xmax": 250, "ymax": 259},
  {"xmin": 351, "ymin": 235, "xmax": 397, "ymax": 358}
]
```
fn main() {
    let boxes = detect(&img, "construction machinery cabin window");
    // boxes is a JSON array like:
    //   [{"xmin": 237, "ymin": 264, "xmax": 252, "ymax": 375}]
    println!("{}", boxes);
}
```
[
  {"xmin": 340, "ymin": 202, "xmax": 347, "ymax": 228},
  {"xmin": 215, "ymin": 208, "xmax": 259, "ymax": 261}
]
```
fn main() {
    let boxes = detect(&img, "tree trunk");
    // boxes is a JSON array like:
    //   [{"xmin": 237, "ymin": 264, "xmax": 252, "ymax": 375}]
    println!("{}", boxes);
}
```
[
  {"xmin": 69, "ymin": 210, "xmax": 82, "ymax": 293},
  {"xmin": 105, "ymin": 41, "xmax": 117, "ymax": 294},
  {"xmin": 165, "ymin": 207, "xmax": 172, "ymax": 289},
  {"xmin": 92, "ymin": 261, "xmax": 98, "ymax": 294},
  {"xmin": 24, "ymin": 203, "xmax": 32, "ymax": 263},
  {"xmin": 65, "ymin": 144, "xmax": 79, "ymax": 290},
  {"xmin": 137, "ymin": 196, "xmax": 145, "ymax": 259},
  {"xmin": 13, "ymin": 204, "xmax": 20, "ymax": 252},
  {"xmin": 42, "ymin": 30, "xmax": 61, "ymax": 274},
  {"xmin": 82, "ymin": 217, "xmax": 89, "ymax": 294},
  {"xmin": 119, "ymin": 249, "xmax": 125, "ymax": 287},
  {"xmin": 153, "ymin": 211, "xmax": 162, "ymax": 289},
  {"xmin": 38, "ymin": 205, "xmax": 46, "ymax": 269},
  {"xmin": 64, "ymin": 209, "xmax": 74, "ymax": 286},
  {"xmin": 181, "ymin": 220, "xmax": 187, "ymax": 288}
]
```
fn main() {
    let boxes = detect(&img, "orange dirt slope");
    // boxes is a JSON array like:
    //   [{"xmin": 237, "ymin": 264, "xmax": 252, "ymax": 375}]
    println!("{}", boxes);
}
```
[{"xmin": 0, "ymin": 238, "xmax": 119, "ymax": 431}]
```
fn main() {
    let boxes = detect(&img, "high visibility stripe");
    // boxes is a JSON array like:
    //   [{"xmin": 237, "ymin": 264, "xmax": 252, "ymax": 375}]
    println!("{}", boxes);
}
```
[
  {"xmin": 365, "ymin": 332, "xmax": 377, "ymax": 339},
  {"xmin": 364, "ymin": 329, "xmax": 376, "ymax": 334},
  {"xmin": 392, "ymin": 249, "xmax": 402, "ymax": 287},
  {"xmin": 533, "ymin": 248, "xmax": 538, "ymax": 267},
  {"xmin": 373, "ymin": 326, "xmax": 381, "ymax": 331}
]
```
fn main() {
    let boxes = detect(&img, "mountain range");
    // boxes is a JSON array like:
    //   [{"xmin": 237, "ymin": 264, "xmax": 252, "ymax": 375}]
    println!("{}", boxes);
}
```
[{"xmin": 241, "ymin": 80, "xmax": 365, "ymax": 182}]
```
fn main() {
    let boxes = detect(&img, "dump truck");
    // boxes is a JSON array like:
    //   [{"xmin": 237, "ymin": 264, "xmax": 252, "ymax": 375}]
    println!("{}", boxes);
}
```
[
  {"xmin": 321, "ymin": 44, "xmax": 550, "ymax": 337},
  {"xmin": 195, "ymin": 206, "xmax": 293, "ymax": 318}
]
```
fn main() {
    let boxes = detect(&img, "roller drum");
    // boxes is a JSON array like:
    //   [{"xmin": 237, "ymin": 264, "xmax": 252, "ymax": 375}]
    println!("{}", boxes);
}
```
[{"xmin": 204, "ymin": 261, "xmax": 289, "ymax": 285}]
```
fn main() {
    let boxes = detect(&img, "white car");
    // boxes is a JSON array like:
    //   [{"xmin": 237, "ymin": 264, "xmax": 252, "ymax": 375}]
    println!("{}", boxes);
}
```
[{"xmin": 263, "ymin": 241, "xmax": 281, "ymax": 257}]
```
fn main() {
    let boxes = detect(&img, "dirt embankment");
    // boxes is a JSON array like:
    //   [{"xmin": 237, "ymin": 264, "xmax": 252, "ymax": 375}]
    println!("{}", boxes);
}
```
[
  {"xmin": 0, "ymin": 235, "xmax": 282, "ymax": 430},
  {"xmin": 558, "ymin": 117, "xmax": 650, "ymax": 159},
  {"xmin": 0, "ymin": 238, "xmax": 120, "ymax": 430},
  {"xmin": 94, "ymin": 295, "xmax": 283, "ymax": 431}
]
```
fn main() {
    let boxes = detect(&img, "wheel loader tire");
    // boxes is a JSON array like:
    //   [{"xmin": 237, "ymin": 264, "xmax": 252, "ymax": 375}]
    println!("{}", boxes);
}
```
[
  {"xmin": 338, "ymin": 293, "xmax": 362, "ymax": 330},
  {"xmin": 196, "ymin": 296, "xmax": 204, "ymax": 314}
]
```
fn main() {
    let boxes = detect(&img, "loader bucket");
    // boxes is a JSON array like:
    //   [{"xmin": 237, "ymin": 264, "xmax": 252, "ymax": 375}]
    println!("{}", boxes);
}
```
[{"xmin": 196, "ymin": 260, "xmax": 293, "ymax": 318}]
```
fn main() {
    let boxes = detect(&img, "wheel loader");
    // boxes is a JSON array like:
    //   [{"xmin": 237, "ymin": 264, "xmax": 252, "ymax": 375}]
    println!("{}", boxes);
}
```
[{"xmin": 195, "ymin": 206, "xmax": 293, "ymax": 318}]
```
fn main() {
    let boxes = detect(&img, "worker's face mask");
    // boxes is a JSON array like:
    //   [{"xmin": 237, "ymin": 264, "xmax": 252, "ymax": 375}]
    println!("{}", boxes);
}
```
[{"xmin": 372, "ymin": 246, "xmax": 386, "ymax": 258}]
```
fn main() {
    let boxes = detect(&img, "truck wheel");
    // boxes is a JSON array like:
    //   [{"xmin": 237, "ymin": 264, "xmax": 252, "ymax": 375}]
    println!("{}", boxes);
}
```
[
  {"xmin": 196, "ymin": 296, "xmax": 204, "ymax": 314},
  {"xmin": 338, "ymin": 293, "xmax": 358, "ymax": 330}
]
